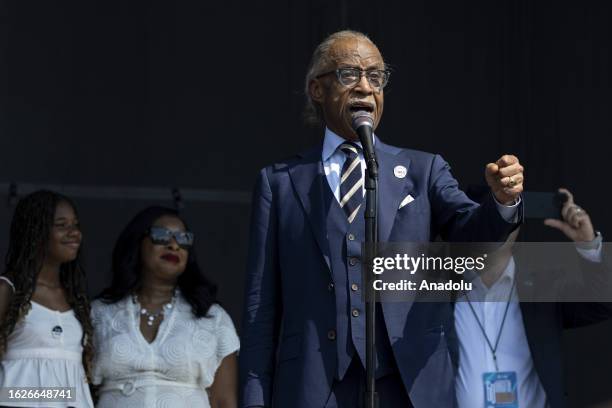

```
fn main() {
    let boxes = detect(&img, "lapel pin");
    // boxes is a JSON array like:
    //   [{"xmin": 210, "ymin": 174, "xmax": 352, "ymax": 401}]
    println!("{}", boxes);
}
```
[{"xmin": 394, "ymin": 165, "xmax": 407, "ymax": 179}]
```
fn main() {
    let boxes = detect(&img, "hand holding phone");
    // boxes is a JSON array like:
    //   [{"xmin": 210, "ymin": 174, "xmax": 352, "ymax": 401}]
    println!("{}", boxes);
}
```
[
  {"xmin": 543, "ymin": 188, "xmax": 596, "ymax": 243},
  {"xmin": 524, "ymin": 191, "xmax": 568, "ymax": 219}
]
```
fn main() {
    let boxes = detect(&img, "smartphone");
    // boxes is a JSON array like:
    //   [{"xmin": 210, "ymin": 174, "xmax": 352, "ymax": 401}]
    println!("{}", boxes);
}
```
[{"xmin": 523, "ymin": 191, "xmax": 569, "ymax": 219}]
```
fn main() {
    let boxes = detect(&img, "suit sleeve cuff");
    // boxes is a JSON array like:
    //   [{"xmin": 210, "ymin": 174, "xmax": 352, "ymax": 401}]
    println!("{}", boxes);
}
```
[
  {"xmin": 576, "ymin": 231, "xmax": 603, "ymax": 262},
  {"xmin": 493, "ymin": 193, "xmax": 521, "ymax": 223}
]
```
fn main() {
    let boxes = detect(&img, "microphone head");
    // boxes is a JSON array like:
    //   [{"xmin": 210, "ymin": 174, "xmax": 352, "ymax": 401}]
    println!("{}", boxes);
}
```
[{"xmin": 351, "ymin": 110, "xmax": 374, "ymax": 131}]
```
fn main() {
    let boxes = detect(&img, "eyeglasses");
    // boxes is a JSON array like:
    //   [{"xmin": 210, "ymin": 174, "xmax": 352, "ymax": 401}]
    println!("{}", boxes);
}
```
[
  {"xmin": 147, "ymin": 227, "xmax": 194, "ymax": 249},
  {"xmin": 317, "ymin": 67, "xmax": 390, "ymax": 91}
]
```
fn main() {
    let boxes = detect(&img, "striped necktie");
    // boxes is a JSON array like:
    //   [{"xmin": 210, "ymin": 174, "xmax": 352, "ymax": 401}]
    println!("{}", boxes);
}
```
[{"xmin": 338, "ymin": 142, "xmax": 364, "ymax": 223}]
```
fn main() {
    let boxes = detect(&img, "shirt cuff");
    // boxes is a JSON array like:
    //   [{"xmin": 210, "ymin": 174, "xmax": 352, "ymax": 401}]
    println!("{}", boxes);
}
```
[
  {"xmin": 575, "ymin": 231, "xmax": 603, "ymax": 263},
  {"xmin": 493, "ymin": 194, "xmax": 521, "ymax": 223}
]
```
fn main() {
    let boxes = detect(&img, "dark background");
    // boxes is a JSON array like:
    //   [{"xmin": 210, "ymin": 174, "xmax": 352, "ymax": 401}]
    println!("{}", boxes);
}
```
[{"xmin": 1, "ymin": 0, "xmax": 611, "ymax": 406}]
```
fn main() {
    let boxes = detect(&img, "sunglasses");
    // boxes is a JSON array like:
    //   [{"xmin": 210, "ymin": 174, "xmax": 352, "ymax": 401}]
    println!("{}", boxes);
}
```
[{"xmin": 147, "ymin": 227, "xmax": 194, "ymax": 249}]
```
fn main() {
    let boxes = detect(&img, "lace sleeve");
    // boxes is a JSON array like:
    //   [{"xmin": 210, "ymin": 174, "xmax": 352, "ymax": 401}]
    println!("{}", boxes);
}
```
[
  {"xmin": 195, "ymin": 305, "xmax": 240, "ymax": 388},
  {"xmin": 213, "ymin": 306, "xmax": 240, "ymax": 369},
  {"xmin": 90, "ymin": 301, "xmax": 107, "ymax": 385}
]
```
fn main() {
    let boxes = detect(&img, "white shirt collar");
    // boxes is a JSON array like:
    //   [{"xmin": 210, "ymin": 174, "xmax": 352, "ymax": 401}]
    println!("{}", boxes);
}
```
[
  {"xmin": 322, "ymin": 128, "xmax": 354, "ymax": 162},
  {"xmin": 492, "ymin": 255, "xmax": 516, "ymax": 287},
  {"xmin": 322, "ymin": 127, "xmax": 377, "ymax": 162},
  {"xmin": 464, "ymin": 255, "xmax": 516, "ymax": 298}
]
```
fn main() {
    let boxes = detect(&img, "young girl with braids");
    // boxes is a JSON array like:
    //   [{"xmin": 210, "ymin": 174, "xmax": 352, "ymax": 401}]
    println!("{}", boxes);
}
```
[{"xmin": 0, "ymin": 190, "xmax": 94, "ymax": 407}]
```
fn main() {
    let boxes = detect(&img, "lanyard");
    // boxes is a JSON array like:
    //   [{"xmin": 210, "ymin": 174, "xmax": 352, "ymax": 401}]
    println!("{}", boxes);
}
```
[{"xmin": 465, "ymin": 281, "xmax": 516, "ymax": 372}]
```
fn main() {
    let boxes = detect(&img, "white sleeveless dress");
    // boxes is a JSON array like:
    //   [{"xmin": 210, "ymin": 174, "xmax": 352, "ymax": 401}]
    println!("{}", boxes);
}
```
[
  {"xmin": 91, "ymin": 294, "xmax": 239, "ymax": 408},
  {"xmin": 0, "ymin": 279, "xmax": 94, "ymax": 407}
]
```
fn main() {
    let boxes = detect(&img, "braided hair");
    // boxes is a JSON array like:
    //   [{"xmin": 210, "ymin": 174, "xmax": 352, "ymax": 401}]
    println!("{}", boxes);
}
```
[{"xmin": 0, "ymin": 190, "xmax": 94, "ymax": 382}]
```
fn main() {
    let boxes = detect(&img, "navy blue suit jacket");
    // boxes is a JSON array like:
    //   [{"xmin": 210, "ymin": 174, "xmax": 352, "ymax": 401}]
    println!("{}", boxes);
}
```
[{"xmin": 240, "ymin": 139, "xmax": 519, "ymax": 408}]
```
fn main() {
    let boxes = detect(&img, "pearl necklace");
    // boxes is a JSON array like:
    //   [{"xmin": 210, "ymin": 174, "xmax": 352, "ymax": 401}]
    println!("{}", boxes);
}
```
[{"xmin": 133, "ymin": 290, "xmax": 177, "ymax": 327}]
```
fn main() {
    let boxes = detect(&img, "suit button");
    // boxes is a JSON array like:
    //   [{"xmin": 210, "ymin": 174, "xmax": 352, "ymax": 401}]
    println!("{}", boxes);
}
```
[
  {"xmin": 348, "ymin": 233, "xmax": 355, "ymax": 241},
  {"xmin": 327, "ymin": 330, "xmax": 336, "ymax": 340},
  {"xmin": 351, "ymin": 283, "xmax": 359, "ymax": 291},
  {"xmin": 328, "ymin": 282, "xmax": 334, "ymax": 291},
  {"xmin": 352, "ymin": 309, "xmax": 360, "ymax": 318},
  {"xmin": 349, "ymin": 257, "xmax": 358, "ymax": 266}
]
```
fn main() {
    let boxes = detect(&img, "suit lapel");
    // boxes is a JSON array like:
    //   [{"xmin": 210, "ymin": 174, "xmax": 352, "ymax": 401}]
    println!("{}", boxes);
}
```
[
  {"xmin": 376, "ymin": 142, "xmax": 414, "ymax": 243},
  {"xmin": 287, "ymin": 145, "xmax": 333, "ymax": 273},
  {"xmin": 285, "ymin": 140, "xmax": 416, "ymax": 276},
  {"xmin": 375, "ymin": 142, "xmax": 418, "ymax": 328}
]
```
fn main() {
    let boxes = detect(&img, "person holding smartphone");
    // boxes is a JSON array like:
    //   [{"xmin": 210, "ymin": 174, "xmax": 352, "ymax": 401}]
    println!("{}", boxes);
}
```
[{"xmin": 454, "ymin": 188, "xmax": 610, "ymax": 408}]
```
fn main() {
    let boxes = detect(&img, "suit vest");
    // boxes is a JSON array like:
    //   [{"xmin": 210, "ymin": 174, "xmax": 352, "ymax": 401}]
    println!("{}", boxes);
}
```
[{"xmin": 322, "ymin": 182, "xmax": 397, "ymax": 380}]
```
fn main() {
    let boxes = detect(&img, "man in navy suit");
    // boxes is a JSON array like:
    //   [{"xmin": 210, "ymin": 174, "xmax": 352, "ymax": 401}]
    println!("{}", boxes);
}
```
[{"xmin": 239, "ymin": 30, "xmax": 525, "ymax": 408}]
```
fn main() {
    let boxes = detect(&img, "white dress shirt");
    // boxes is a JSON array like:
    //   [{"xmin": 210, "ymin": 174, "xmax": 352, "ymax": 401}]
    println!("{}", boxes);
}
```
[
  {"xmin": 322, "ymin": 128, "xmax": 367, "ymax": 202},
  {"xmin": 455, "ymin": 245, "xmax": 602, "ymax": 408},
  {"xmin": 455, "ymin": 257, "xmax": 548, "ymax": 408}
]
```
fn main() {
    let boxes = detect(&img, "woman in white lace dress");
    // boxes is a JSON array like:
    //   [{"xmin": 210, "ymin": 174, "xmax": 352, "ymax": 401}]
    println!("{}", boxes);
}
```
[
  {"xmin": 91, "ymin": 206, "xmax": 239, "ymax": 408},
  {"xmin": 0, "ymin": 191, "xmax": 94, "ymax": 408}
]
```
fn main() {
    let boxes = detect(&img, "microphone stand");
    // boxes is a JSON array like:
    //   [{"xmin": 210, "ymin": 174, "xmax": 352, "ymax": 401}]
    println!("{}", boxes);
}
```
[{"xmin": 363, "ymin": 148, "xmax": 379, "ymax": 408}]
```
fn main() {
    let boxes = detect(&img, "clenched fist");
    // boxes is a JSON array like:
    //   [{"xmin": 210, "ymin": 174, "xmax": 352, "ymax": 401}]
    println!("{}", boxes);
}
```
[{"xmin": 485, "ymin": 155, "xmax": 524, "ymax": 205}]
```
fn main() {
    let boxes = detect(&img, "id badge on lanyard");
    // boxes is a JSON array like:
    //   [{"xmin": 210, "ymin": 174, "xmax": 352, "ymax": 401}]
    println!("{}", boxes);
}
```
[
  {"xmin": 467, "ymin": 283, "xmax": 518, "ymax": 407},
  {"xmin": 483, "ymin": 371, "xmax": 518, "ymax": 408}
]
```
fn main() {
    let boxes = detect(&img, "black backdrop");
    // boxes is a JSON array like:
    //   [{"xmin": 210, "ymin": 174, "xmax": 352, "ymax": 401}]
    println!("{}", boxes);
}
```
[{"xmin": 1, "ymin": 1, "xmax": 612, "ymax": 406}]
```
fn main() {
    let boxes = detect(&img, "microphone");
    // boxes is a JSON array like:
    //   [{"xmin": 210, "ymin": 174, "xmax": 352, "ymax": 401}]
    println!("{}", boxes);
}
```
[{"xmin": 351, "ymin": 111, "xmax": 378, "ymax": 178}]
